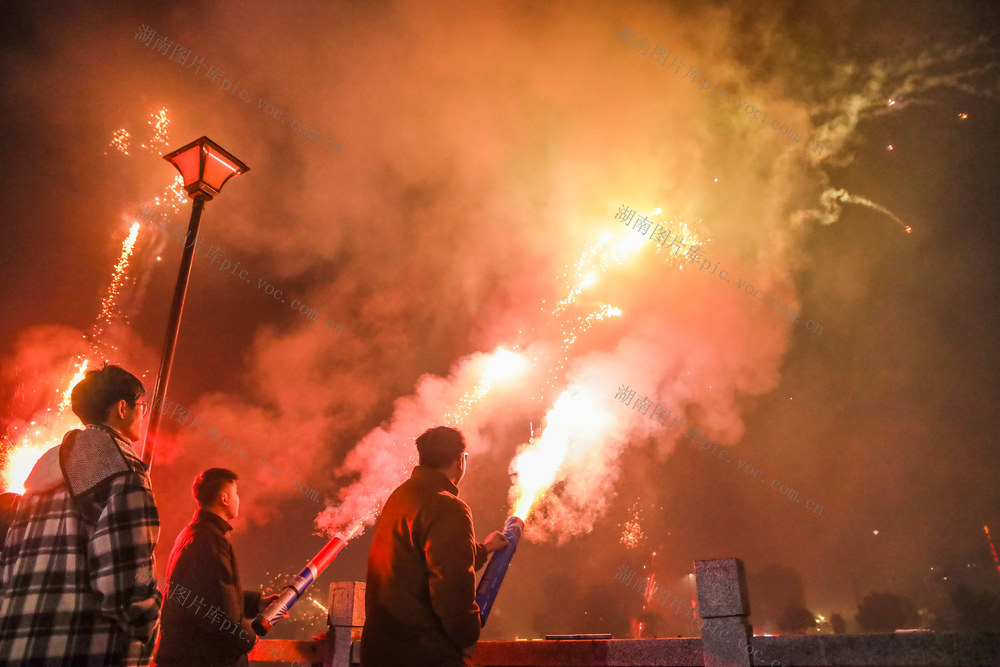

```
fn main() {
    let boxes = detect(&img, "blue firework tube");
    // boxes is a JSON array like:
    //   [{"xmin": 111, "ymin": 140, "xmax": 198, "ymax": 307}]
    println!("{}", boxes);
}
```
[
  {"xmin": 252, "ymin": 536, "xmax": 347, "ymax": 636},
  {"xmin": 475, "ymin": 516, "xmax": 524, "ymax": 626}
]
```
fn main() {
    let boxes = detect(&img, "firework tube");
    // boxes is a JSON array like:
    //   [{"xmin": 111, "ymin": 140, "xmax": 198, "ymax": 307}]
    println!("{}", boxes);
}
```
[
  {"xmin": 252, "ymin": 536, "xmax": 347, "ymax": 636},
  {"xmin": 475, "ymin": 516, "xmax": 524, "ymax": 626}
]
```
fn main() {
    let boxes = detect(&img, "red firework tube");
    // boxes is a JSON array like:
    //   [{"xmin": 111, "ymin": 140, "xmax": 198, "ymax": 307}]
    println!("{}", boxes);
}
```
[{"xmin": 252, "ymin": 536, "xmax": 347, "ymax": 636}]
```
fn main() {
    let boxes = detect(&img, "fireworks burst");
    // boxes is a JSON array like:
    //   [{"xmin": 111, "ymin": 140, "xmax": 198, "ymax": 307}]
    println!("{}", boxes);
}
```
[
  {"xmin": 509, "ymin": 383, "xmax": 615, "ymax": 520},
  {"xmin": 508, "ymin": 215, "xmax": 702, "ymax": 521},
  {"xmin": 620, "ymin": 500, "xmax": 645, "ymax": 549},
  {"xmin": 107, "ymin": 129, "xmax": 130, "ymax": 155},
  {"xmin": 144, "ymin": 107, "xmax": 170, "ymax": 153},
  {"xmin": 443, "ymin": 347, "xmax": 530, "ymax": 426},
  {"xmin": 91, "ymin": 223, "xmax": 141, "ymax": 351}
]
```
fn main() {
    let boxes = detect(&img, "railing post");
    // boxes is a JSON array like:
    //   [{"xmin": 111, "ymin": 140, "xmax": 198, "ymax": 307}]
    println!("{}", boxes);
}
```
[
  {"xmin": 324, "ymin": 581, "xmax": 365, "ymax": 667},
  {"xmin": 695, "ymin": 558, "xmax": 753, "ymax": 667}
]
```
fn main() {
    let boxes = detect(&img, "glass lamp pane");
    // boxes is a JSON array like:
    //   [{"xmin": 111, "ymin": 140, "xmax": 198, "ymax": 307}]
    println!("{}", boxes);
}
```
[
  {"xmin": 170, "ymin": 145, "xmax": 203, "ymax": 186},
  {"xmin": 203, "ymin": 147, "xmax": 241, "ymax": 191}
]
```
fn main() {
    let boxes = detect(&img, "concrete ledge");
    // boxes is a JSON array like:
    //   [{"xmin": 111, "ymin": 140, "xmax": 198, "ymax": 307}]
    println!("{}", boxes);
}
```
[
  {"xmin": 466, "ymin": 633, "xmax": 1000, "ymax": 667},
  {"xmin": 471, "ymin": 638, "xmax": 703, "ymax": 666},
  {"xmin": 245, "ymin": 633, "xmax": 1000, "ymax": 666},
  {"xmin": 754, "ymin": 632, "xmax": 1000, "ymax": 666}
]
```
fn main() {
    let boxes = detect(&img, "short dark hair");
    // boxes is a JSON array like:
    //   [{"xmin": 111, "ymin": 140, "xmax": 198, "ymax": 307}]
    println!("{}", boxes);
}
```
[
  {"xmin": 70, "ymin": 365, "xmax": 145, "ymax": 425},
  {"xmin": 193, "ymin": 468, "xmax": 239, "ymax": 507},
  {"xmin": 416, "ymin": 426, "xmax": 466, "ymax": 469}
]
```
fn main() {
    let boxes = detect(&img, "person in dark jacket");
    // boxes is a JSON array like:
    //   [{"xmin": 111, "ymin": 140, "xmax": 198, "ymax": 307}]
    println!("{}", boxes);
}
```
[
  {"xmin": 155, "ymin": 468, "xmax": 279, "ymax": 667},
  {"xmin": 0, "ymin": 365, "xmax": 161, "ymax": 666},
  {"xmin": 361, "ymin": 426, "xmax": 508, "ymax": 667}
]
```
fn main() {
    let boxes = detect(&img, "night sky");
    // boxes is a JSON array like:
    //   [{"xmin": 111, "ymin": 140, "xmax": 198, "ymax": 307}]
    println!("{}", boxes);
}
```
[{"xmin": 1, "ymin": 0, "xmax": 998, "ymax": 640}]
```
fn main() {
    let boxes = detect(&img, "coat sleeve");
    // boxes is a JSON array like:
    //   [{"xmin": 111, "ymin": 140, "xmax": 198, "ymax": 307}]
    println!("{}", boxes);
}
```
[
  {"xmin": 423, "ymin": 500, "xmax": 482, "ymax": 652},
  {"xmin": 243, "ymin": 590, "xmax": 263, "ymax": 618},
  {"xmin": 88, "ymin": 473, "xmax": 163, "ymax": 655},
  {"xmin": 193, "ymin": 534, "xmax": 258, "ymax": 654},
  {"xmin": 474, "ymin": 542, "xmax": 489, "ymax": 571}
]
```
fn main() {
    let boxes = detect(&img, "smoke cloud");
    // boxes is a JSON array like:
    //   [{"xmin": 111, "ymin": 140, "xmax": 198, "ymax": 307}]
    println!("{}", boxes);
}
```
[{"xmin": 2, "ymin": 0, "xmax": 997, "ymax": 639}]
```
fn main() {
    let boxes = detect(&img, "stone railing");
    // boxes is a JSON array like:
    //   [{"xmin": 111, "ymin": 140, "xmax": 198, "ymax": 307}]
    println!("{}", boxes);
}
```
[{"xmin": 248, "ymin": 558, "xmax": 1000, "ymax": 666}]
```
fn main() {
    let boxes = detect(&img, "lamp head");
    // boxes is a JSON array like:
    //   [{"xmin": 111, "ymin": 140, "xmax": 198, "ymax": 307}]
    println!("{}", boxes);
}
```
[{"xmin": 163, "ymin": 136, "xmax": 249, "ymax": 200}]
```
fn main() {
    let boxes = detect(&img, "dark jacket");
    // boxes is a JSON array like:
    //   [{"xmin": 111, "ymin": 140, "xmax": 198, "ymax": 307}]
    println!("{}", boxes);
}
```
[
  {"xmin": 155, "ymin": 509, "xmax": 261, "ymax": 667},
  {"xmin": 361, "ymin": 466, "xmax": 488, "ymax": 667},
  {"xmin": 0, "ymin": 426, "xmax": 161, "ymax": 666}
]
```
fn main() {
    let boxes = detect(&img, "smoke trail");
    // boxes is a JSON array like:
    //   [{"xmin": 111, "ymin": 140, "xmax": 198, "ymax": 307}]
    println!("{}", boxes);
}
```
[{"xmin": 797, "ymin": 188, "xmax": 911, "ymax": 233}]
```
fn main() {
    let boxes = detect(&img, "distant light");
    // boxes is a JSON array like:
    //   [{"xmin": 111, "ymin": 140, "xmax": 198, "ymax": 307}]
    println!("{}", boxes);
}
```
[
  {"xmin": 958, "ymin": 113, "xmax": 968, "ymax": 120},
  {"xmin": 888, "ymin": 98, "xmax": 896, "ymax": 106},
  {"xmin": 873, "ymin": 529, "xmax": 879, "ymax": 535},
  {"xmin": 887, "ymin": 145, "xmax": 894, "ymax": 151}
]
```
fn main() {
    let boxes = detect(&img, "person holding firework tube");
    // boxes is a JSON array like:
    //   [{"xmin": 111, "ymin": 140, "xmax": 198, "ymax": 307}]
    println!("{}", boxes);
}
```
[
  {"xmin": 156, "ymin": 468, "xmax": 281, "ymax": 667},
  {"xmin": 361, "ymin": 426, "xmax": 508, "ymax": 667}
]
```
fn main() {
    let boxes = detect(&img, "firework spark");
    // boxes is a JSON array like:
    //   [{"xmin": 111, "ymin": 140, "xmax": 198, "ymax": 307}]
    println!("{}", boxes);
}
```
[
  {"xmin": 620, "ymin": 500, "xmax": 645, "ymax": 549},
  {"xmin": 107, "ymin": 129, "xmax": 130, "ymax": 156},
  {"xmin": 144, "ymin": 107, "xmax": 170, "ymax": 153},
  {"xmin": 90, "ymin": 223, "xmax": 141, "ymax": 352},
  {"xmin": 443, "ymin": 347, "xmax": 530, "ymax": 426}
]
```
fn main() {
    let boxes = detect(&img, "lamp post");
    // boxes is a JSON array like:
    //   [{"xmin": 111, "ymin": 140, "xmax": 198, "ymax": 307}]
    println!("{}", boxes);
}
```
[
  {"xmin": 141, "ymin": 136, "xmax": 249, "ymax": 467},
  {"xmin": 687, "ymin": 573, "xmax": 697, "ymax": 634}
]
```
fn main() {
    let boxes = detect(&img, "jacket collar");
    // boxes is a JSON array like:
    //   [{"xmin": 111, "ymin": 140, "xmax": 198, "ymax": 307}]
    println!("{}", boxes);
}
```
[
  {"xmin": 411, "ymin": 465, "xmax": 459, "ymax": 496},
  {"xmin": 55, "ymin": 424, "xmax": 146, "ymax": 499},
  {"xmin": 193, "ymin": 508, "xmax": 233, "ymax": 534}
]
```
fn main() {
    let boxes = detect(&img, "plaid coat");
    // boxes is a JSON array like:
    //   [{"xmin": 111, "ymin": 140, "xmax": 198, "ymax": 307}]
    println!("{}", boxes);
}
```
[{"xmin": 0, "ymin": 425, "xmax": 162, "ymax": 666}]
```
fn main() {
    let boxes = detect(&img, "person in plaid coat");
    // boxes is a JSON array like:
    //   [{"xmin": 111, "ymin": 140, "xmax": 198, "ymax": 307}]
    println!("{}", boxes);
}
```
[{"xmin": 0, "ymin": 365, "xmax": 162, "ymax": 666}]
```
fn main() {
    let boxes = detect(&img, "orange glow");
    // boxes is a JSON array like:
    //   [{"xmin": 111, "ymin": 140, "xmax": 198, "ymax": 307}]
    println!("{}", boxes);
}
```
[
  {"xmin": 1, "ymin": 441, "xmax": 53, "ymax": 493},
  {"xmin": 2, "ymin": 358, "xmax": 88, "ymax": 493},
  {"xmin": 444, "ymin": 347, "xmax": 530, "ymax": 426}
]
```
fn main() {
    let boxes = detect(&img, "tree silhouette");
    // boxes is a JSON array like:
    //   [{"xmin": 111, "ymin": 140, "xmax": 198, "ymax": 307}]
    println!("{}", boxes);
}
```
[
  {"xmin": 777, "ymin": 605, "xmax": 815, "ymax": 633},
  {"xmin": 855, "ymin": 592, "xmax": 920, "ymax": 632},
  {"xmin": 831, "ymin": 613, "xmax": 847, "ymax": 634},
  {"xmin": 950, "ymin": 585, "xmax": 1000, "ymax": 632},
  {"xmin": 748, "ymin": 564, "xmax": 808, "ymax": 630}
]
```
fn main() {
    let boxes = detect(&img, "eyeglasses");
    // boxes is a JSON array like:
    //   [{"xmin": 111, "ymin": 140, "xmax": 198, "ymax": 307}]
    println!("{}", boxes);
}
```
[
  {"xmin": 462, "ymin": 452, "xmax": 469, "ymax": 462},
  {"xmin": 135, "ymin": 400, "xmax": 150, "ymax": 415}
]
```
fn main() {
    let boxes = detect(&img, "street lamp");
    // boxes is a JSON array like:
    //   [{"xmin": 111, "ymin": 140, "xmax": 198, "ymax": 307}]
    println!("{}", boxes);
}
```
[{"xmin": 141, "ymin": 136, "xmax": 249, "ymax": 467}]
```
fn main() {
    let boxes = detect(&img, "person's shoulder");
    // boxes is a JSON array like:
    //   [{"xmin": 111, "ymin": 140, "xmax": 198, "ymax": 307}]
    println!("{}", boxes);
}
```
[
  {"xmin": 428, "ymin": 487, "xmax": 472, "ymax": 519},
  {"xmin": 103, "ymin": 467, "xmax": 153, "ymax": 495}
]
